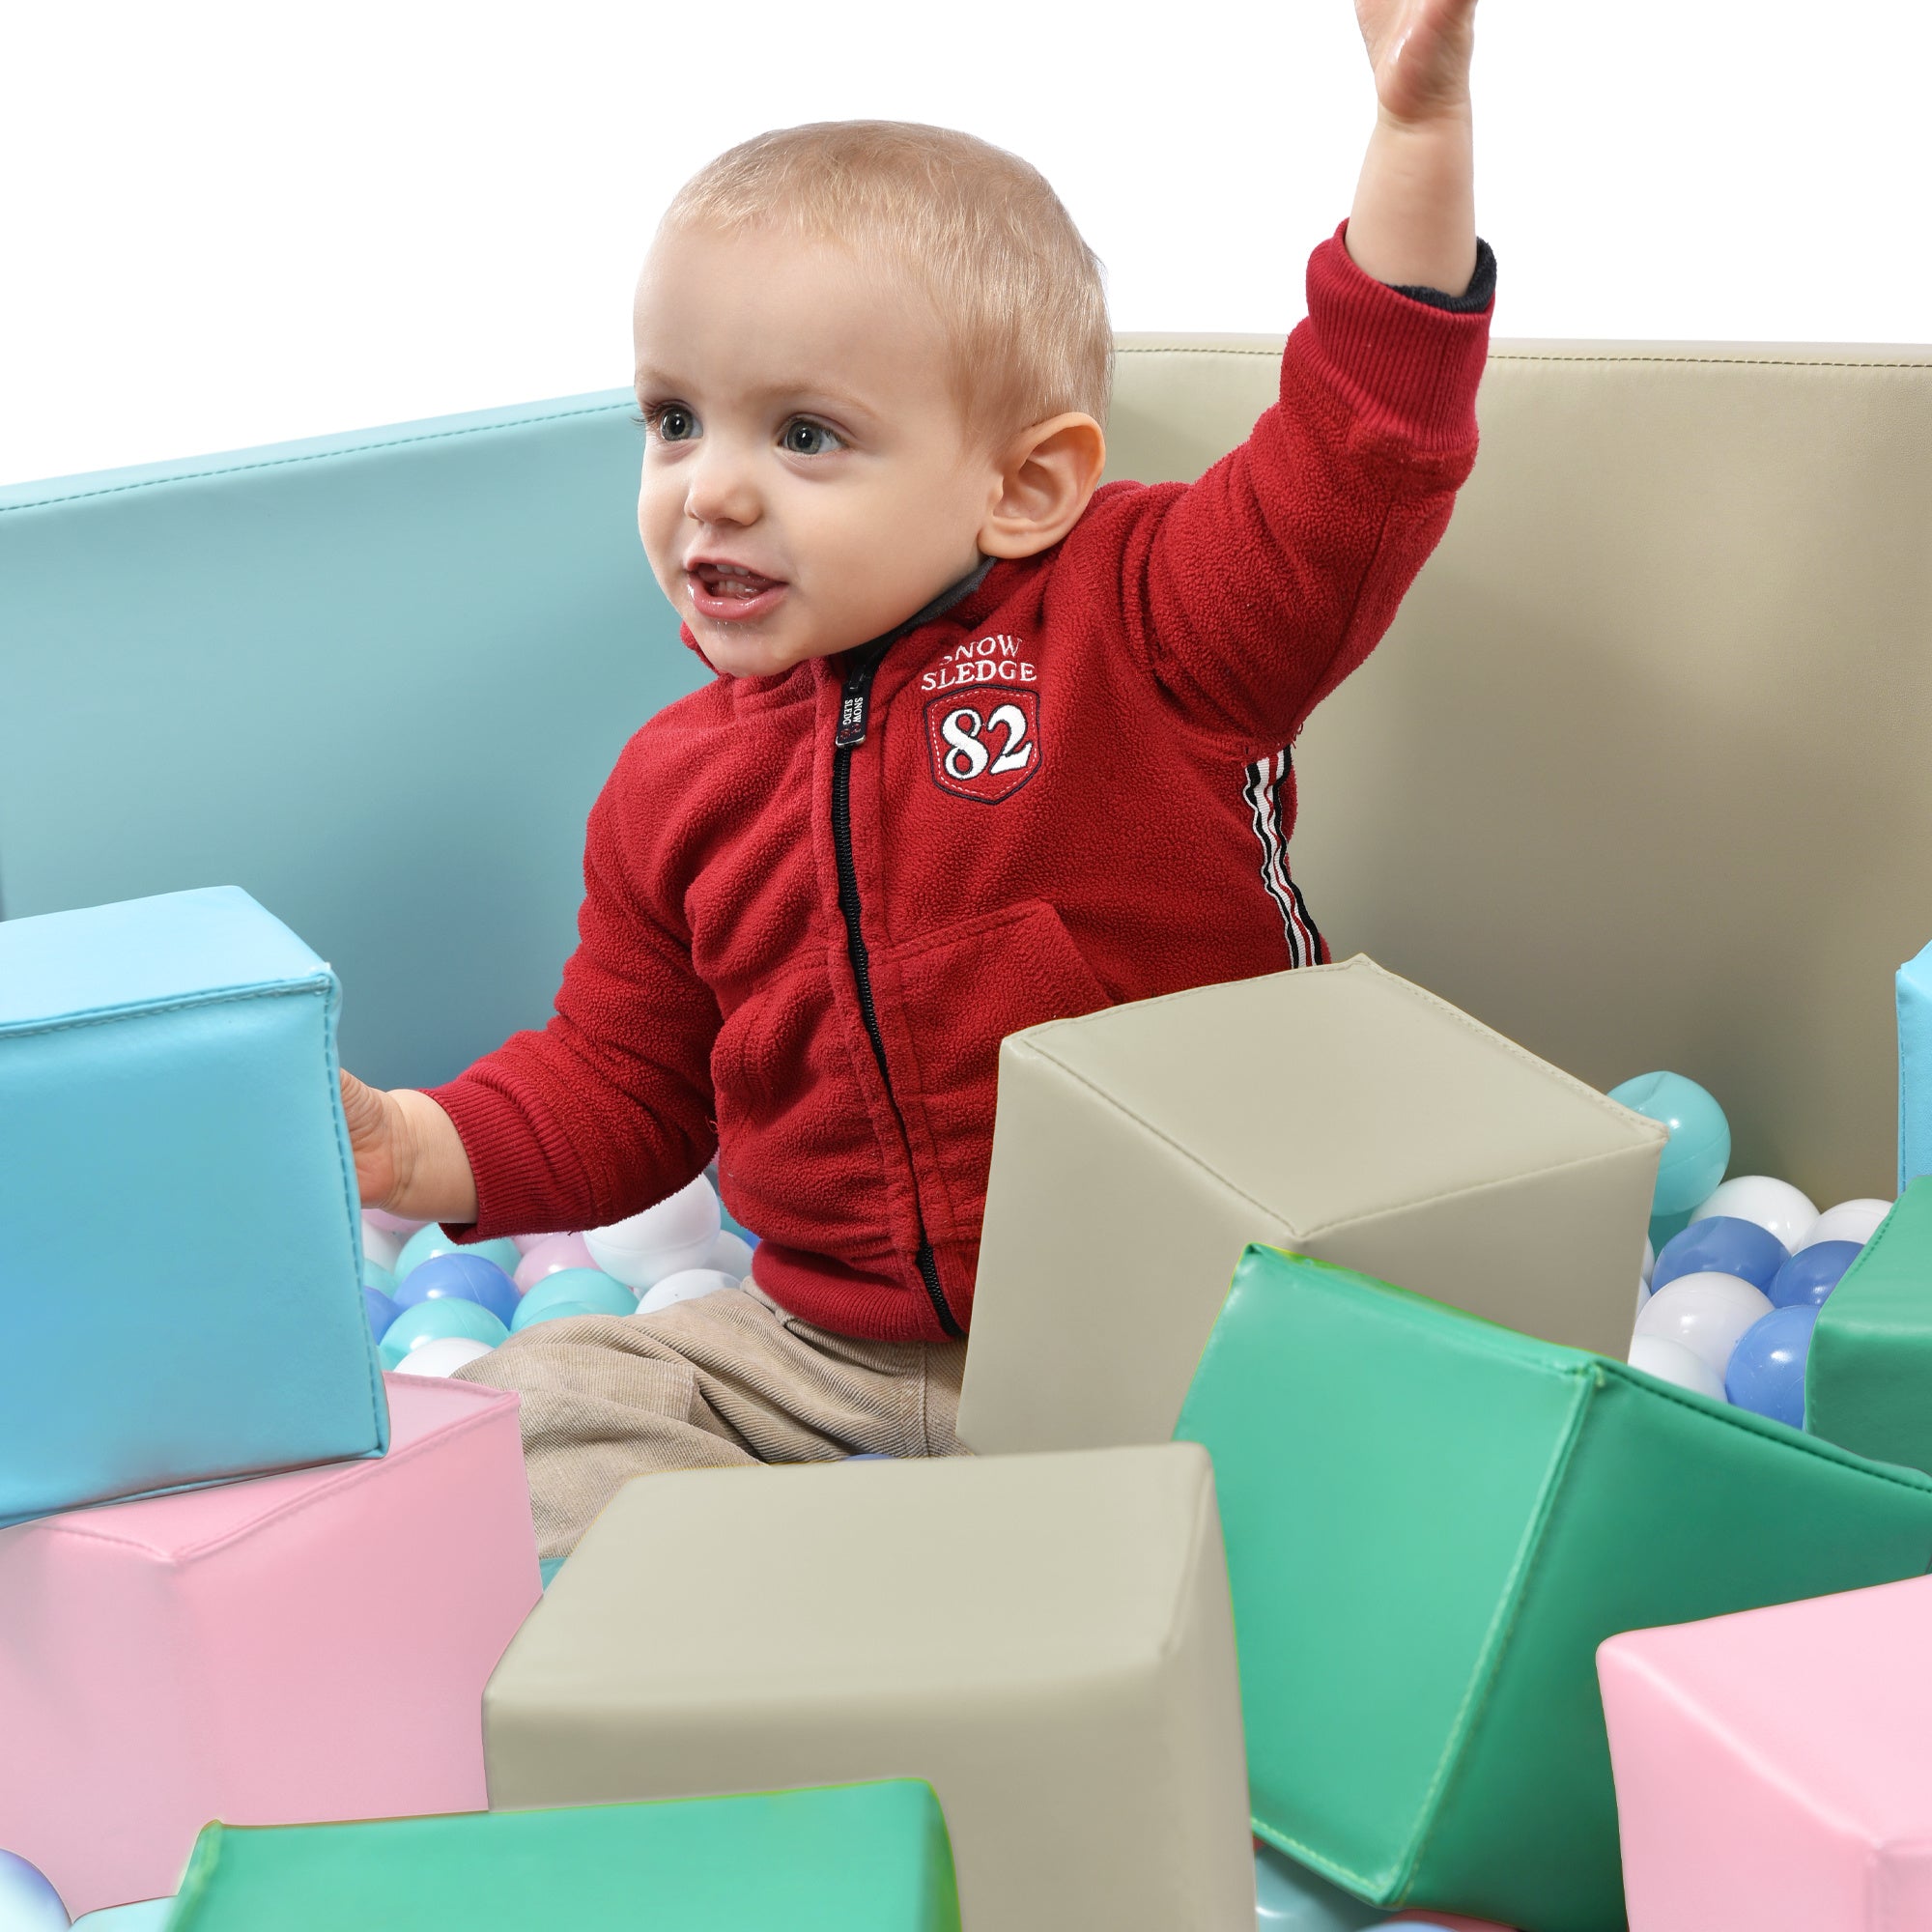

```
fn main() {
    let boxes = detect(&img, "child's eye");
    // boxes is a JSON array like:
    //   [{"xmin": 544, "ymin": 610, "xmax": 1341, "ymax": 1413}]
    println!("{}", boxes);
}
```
[
  {"xmin": 639, "ymin": 403, "xmax": 699, "ymax": 443},
  {"xmin": 780, "ymin": 418, "xmax": 841, "ymax": 456}
]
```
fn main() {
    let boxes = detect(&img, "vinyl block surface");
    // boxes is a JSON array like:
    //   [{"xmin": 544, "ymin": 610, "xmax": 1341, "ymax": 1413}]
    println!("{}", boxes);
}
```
[
  {"xmin": 0, "ymin": 1377, "xmax": 539, "ymax": 1918},
  {"xmin": 1600, "ymin": 1575, "xmax": 1932, "ymax": 1932},
  {"xmin": 1901, "ymin": 944, "xmax": 1932, "ymax": 1189},
  {"xmin": 962, "ymin": 953, "xmax": 1663, "ymax": 1454},
  {"xmin": 1174, "ymin": 1246, "xmax": 1932, "ymax": 1932},
  {"xmin": 484, "ymin": 1446, "xmax": 1253, "ymax": 1932},
  {"xmin": 0, "ymin": 885, "xmax": 385, "ymax": 1523},
  {"xmin": 166, "ymin": 1782, "xmax": 960, "ymax": 1931}
]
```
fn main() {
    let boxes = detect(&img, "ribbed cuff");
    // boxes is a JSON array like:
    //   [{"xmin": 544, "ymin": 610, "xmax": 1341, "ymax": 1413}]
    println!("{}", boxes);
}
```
[
  {"xmin": 1301, "ymin": 221, "xmax": 1494, "ymax": 453},
  {"xmin": 420, "ymin": 1069, "xmax": 597, "ymax": 1242}
]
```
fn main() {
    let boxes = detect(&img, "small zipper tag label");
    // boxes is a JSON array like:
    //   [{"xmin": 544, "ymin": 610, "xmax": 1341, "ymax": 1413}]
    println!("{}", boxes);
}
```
[{"xmin": 835, "ymin": 685, "xmax": 870, "ymax": 748}]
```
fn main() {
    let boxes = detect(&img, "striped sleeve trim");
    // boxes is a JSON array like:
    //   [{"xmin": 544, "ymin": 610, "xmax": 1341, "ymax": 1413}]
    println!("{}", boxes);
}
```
[{"xmin": 1241, "ymin": 749, "xmax": 1323, "ymax": 967}]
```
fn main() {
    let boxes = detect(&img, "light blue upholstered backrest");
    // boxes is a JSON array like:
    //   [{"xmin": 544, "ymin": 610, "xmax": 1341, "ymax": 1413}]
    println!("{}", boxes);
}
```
[{"xmin": 0, "ymin": 393, "xmax": 704, "ymax": 1089}]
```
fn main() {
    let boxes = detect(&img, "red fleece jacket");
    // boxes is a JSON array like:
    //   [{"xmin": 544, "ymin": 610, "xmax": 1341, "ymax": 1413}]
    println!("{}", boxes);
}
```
[{"xmin": 427, "ymin": 225, "xmax": 1492, "ymax": 1343}]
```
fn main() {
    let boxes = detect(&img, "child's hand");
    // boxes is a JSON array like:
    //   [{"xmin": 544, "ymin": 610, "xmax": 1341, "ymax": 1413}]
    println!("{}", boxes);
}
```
[
  {"xmin": 1355, "ymin": 0, "xmax": 1478, "ymax": 128},
  {"xmin": 338, "ymin": 1071, "xmax": 480, "ymax": 1224},
  {"xmin": 341, "ymin": 1068, "xmax": 407, "ymax": 1211}
]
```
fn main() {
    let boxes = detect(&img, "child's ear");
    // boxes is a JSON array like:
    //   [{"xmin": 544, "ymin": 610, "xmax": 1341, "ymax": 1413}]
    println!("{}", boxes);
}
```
[{"xmin": 978, "ymin": 412, "xmax": 1107, "ymax": 559}]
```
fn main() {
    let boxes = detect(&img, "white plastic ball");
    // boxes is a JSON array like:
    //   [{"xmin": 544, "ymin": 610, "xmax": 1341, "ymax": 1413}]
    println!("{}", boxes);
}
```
[
  {"xmin": 0, "ymin": 1849, "xmax": 69, "ymax": 1930},
  {"xmin": 1628, "ymin": 1333, "xmax": 1728, "ymax": 1402},
  {"xmin": 583, "ymin": 1177, "xmax": 723, "ymax": 1291},
  {"xmin": 360, "ymin": 1215, "xmax": 406, "ymax": 1274},
  {"xmin": 1641, "ymin": 1236, "xmax": 1655, "ymax": 1287},
  {"xmin": 1690, "ymin": 1176, "xmax": 1819, "ymax": 1252},
  {"xmin": 1633, "ymin": 1270, "xmax": 1775, "ymax": 1378},
  {"xmin": 393, "ymin": 1336, "xmax": 497, "ymax": 1378},
  {"xmin": 1635, "ymin": 1275, "xmax": 1652, "ymax": 1318},
  {"xmin": 1802, "ymin": 1198, "xmax": 1891, "ymax": 1251},
  {"xmin": 707, "ymin": 1230, "xmax": 754, "ymax": 1282},
  {"xmin": 633, "ymin": 1269, "xmax": 740, "ymax": 1317}
]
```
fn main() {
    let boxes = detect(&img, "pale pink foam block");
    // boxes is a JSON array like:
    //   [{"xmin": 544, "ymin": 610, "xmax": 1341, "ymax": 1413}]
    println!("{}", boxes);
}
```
[
  {"xmin": 1598, "ymin": 1574, "xmax": 1932, "ymax": 1932},
  {"xmin": 0, "ymin": 1376, "xmax": 539, "ymax": 1918}
]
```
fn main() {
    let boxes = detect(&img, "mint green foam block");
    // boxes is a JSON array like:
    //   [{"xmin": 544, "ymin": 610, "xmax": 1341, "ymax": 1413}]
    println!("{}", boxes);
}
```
[
  {"xmin": 164, "ymin": 1782, "xmax": 960, "ymax": 1930},
  {"xmin": 1175, "ymin": 1245, "xmax": 1932, "ymax": 1932}
]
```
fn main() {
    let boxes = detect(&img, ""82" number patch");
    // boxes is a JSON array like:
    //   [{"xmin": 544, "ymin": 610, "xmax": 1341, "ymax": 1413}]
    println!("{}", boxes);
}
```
[{"xmin": 923, "ymin": 689, "xmax": 1040, "ymax": 804}]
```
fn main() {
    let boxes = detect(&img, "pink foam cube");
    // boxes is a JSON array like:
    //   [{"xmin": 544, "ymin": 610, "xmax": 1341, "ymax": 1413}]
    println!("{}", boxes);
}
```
[
  {"xmin": 1599, "ymin": 1574, "xmax": 1932, "ymax": 1932},
  {"xmin": 0, "ymin": 1376, "xmax": 539, "ymax": 1918}
]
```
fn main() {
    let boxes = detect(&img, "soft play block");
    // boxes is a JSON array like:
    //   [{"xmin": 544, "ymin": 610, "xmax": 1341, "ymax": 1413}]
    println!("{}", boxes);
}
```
[
  {"xmin": 483, "ymin": 1447, "xmax": 1253, "ymax": 1932},
  {"xmin": 164, "ymin": 1782, "xmax": 960, "ymax": 1930},
  {"xmin": 0, "ymin": 1376, "xmax": 539, "ymax": 1918},
  {"xmin": 0, "ymin": 884, "xmax": 385, "ymax": 1524},
  {"xmin": 1600, "ymin": 1574, "xmax": 1932, "ymax": 1932},
  {"xmin": 1806, "ymin": 1179, "xmax": 1932, "ymax": 1472},
  {"xmin": 1900, "ymin": 942, "xmax": 1932, "ymax": 1188},
  {"xmin": 959, "ymin": 953, "xmax": 1663, "ymax": 1455},
  {"xmin": 1173, "ymin": 1246, "xmax": 1932, "ymax": 1932}
]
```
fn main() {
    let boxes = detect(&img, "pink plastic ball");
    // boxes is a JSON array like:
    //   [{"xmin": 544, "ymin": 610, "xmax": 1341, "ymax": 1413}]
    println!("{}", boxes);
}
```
[{"xmin": 514, "ymin": 1231, "xmax": 599, "ymax": 1293}]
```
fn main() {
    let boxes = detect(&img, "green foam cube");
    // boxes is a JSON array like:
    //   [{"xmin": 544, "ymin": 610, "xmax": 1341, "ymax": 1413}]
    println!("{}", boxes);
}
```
[
  {"xmin": 164, "ymin": 1782, "xmax": 960, "ymax": 1931},
  {"xmin": 1174, "ymin": 1246, "xmax": 1932, "ymax": 1932},
  {"xmin": 1807, "ymin": 1179, "xmax": 1932, "ymax": 1471}
]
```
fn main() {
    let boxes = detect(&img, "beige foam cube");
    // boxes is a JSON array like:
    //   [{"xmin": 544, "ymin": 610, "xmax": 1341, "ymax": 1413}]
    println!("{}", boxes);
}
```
[
  {"xmin": 483, "ymin": 1445, "xmax": 1252, "ymax": 1932},
  {"xmin": 959, "ymin": 954, "xmax": 1663, "ymax": 1456}
]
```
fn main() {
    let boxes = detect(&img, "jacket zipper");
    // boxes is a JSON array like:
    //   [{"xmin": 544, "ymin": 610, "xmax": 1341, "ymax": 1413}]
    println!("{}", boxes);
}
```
[{"xmin": 832, "ymin": 642, "xmax": 965, "ymax": 1340}]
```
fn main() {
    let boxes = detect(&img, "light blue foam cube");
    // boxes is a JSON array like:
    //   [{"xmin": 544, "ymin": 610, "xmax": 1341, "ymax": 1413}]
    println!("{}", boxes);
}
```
[
  {"xmin": 1902, "ymin": 941, "xmax": 1932, "ymax": 1191},
  {"xmin": 0, "ymin": 886, "xmax": 387, "ymax": 1525}
]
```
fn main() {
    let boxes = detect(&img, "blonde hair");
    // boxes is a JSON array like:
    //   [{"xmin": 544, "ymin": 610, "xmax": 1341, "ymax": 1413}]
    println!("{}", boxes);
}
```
[{"xmin": 662, "ymin": 121, "xmax": 1111, "ymax": 440}]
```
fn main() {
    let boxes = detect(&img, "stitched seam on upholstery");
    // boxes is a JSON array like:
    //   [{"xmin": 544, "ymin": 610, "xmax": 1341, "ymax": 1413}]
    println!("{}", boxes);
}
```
[
  {"xmin": 37, "ymin": 1391, "xmax": 511, "ymax": 1561},
  {"xmin": 0, "ymin": 980, "xmax": 332, "ymax": 1039},
  {"xmin": 317, "ymin": 984, "xmax": 387, "ymax": 1447},
  {"xmin": 0, "ymin": 398, "xmax": 631, "ymax": 516}
]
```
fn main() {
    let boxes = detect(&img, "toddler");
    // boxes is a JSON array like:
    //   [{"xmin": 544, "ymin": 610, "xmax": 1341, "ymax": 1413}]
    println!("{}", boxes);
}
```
[{"xmin": 344, "ymin": 0, "xmax": 1494, "ymax": 1556}]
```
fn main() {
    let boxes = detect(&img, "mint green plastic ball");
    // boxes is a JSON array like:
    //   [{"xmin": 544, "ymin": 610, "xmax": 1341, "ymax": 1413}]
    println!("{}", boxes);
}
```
[
  {"xmin": 393, "ymin": 1225, "xmax": 522, "ymax": 1282},
  {"xmin": 511, "ymin": 1268, "xmax": 636, "ymax": 1331},
  {"xmin": 1609, "ymin": 1071, "xmax": 1732, "ymax": 1216},
  {"xmin": 379, "ymin": 1295, "xmax": 508, "ymax": 1369}
]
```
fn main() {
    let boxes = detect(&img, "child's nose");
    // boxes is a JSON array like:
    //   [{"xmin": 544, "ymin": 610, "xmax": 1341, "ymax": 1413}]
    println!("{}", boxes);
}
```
[{"xmin": 683, "ymin": 440, "xmax": 760, "ymax": 527}]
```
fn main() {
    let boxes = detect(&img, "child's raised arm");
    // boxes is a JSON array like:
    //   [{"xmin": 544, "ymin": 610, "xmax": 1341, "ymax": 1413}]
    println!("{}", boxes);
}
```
[{"xmin": 1346, "ymin": 0, "xmax": 1480, "ymax": 296}]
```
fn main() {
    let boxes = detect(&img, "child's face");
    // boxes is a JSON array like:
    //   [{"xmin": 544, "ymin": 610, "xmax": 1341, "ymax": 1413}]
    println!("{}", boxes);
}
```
[{"xmin": 633, "ymin": 223, "xmax": 1001, "ymax": 679}]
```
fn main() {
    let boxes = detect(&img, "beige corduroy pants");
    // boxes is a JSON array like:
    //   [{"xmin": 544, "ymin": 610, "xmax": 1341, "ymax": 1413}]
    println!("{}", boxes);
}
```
[{"xmin": 451, "ymin": 1278, "xmax": 969, "ymax": 1557}]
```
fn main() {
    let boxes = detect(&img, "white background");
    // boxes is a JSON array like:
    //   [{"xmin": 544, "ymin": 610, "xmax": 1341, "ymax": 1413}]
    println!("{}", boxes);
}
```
[{"xmin": 3, "ymin": 0, "xmax": 1926, "ymax": 489}]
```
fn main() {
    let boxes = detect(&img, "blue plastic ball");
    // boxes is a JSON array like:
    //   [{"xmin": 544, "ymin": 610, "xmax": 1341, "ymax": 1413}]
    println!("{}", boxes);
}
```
[
  {"xmin": 391, "ymin": 1252, "xmax": 519, "ymax": 1326},
  {"xmin": 362, "ymin": 1285, "xmax": 401, "ymax": 1341},
  {"xmin": 1609, "ymin": 1071, "xmax": 1732, "ymax": 1216},
  {"xmin": 378, "ymin": 1297, "xmax": 508, "ymax": 1370},
  {"xmin": 0, "ymin": 1848, "xmax": 70, "ymax": 1929},
  {"xmin": 361, "ymin": 1257, "xmax": 398, "ymax": 1295},
  {"xmin": 1767, "ymin": 1239, "xmax": 1861, "ymax": 1309},
  {"xmin": 1725, "ymin": 1303, "xmax": 1819, "ymax": 1428},
  {"xmin": 392, "ymin": 1225, "xmax": 521, "ymax": 1283},
  {"xmin": 511, "ymin": 1268, "xmax": 636, "ymax": 1331},
  {"xmin": 1652, "ymin": 1215, "xmax": 1789, "ymax": 1295}
]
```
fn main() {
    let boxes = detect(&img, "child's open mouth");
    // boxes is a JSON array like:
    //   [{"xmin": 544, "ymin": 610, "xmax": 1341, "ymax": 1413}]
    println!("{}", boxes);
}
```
[{"xmin": 687, "ymin": 559, "xmax": 787, "ymax": 623}]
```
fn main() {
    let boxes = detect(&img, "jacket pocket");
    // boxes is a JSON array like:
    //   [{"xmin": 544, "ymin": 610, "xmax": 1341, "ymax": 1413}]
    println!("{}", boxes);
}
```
[{"xmin": 877, "ymin": 899, "xmax": 1109, "ymax": 1243}]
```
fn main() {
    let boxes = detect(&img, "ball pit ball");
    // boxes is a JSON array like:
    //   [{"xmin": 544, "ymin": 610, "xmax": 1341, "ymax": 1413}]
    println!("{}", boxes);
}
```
[
  {"xmin": 1651, "ymin": 1215, "xmax": 1789, "ymax": 1296},
  {"xmin": 1766, "ymin": 1238, "xmax": 1861, "ymax": 1309},
  {"xmin": 514, "ymin": 1298, "xmax": 608, "ymax": 1329},
  {"xmin": 1690, "ymin": 1176, "xmax": 1819, "ymax": 1253},
  {"xmin": 393, "ymin": 1224, "xmax": 522, "ymax": 1283},
  {"xmin": 359, "ymin": 1214, "xmax": 406, "ymax": 1274},
  {"xmin": 393, "ymin": 1335, "xmax": 497, "ymax": 1378},
  {"xmin": 0, "ymin": 1848, "xmax": 69, "ymax": 1930},
  {"xmin": 1632, "ymin": 1270, "xmax": 1775, "ymax": 1378},
  {"xmin": 1607, "ymin": 1071, "xmax": 1731, "ymax": 1216},
  {"xmin": 362, "ymin": 1285, "xmax": 401, "ymax": 1342},
  {"xmin": 1627, "ymin": 1333, "xmax": 1727, "ymax": 1403},
  {"xmin": 509, "ymin": 1232, "xmax": 553, "ymax": 1255},
  {"xmin": 583, "ymin": 1176, "xmax": 723, "ymax": 1291},
  {"xmin": 391, "ymin": 1251, "xmax": 519, "ymax": 1326},
  {"xmin": 635, "ymin": 1267, "xmax": 740, "ymax": 1318},
  {"xmin": 1803, "ymin": 1197, "xmax": 1892, "ymax": 1250},
  {"xmin": 1252, "ymin": 1840, "xmax": 1383, "ymax": 1928},
  {"xmin": 513, "ymin": 1231, "xmax": 598, "ymax": 1293},
  {"xmin": 378, "ymin": 1296, "xmax": 508, "ymax": 1370},
  {"xmin": 1641, "ymin": 1236, "xmax": 1654, "ymax": 1287},
  {"xmin": 708, "ymin": 1229, "xmax": 755, "ymax": 1282},
  {"xmin": 361, "ymin": 1206, "xmax": 428, "ymax": 1236},
  {"xmin": 361, "ymin": 1257, "xmax": 398, "ymax": 1295},
  {"xmin": 1725, "ymin": 1303, "xmax": 1820, "ymax": 1428},
  {"xmin": 510, "ymin": 1268, "xmax": 637, "ymax": 1331}
]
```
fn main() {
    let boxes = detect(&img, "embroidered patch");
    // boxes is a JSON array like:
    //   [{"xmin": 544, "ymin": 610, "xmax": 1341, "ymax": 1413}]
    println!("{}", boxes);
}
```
[{"xmin": 924, "ymin": 688, "xmax": 1040, "ymax": 804}]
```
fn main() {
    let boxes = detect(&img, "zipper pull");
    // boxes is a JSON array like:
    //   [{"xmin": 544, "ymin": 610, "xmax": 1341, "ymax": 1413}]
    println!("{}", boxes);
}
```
[{"xmin": 835, "ymin": 648, "xmax": 885, "ymax": 749}]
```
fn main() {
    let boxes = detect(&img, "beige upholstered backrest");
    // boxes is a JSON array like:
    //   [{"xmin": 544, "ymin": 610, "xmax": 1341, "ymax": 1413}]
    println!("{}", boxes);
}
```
[{"xmin": 1105, "ymin": 337, "xmax": 1932, "ymax": 1207}]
